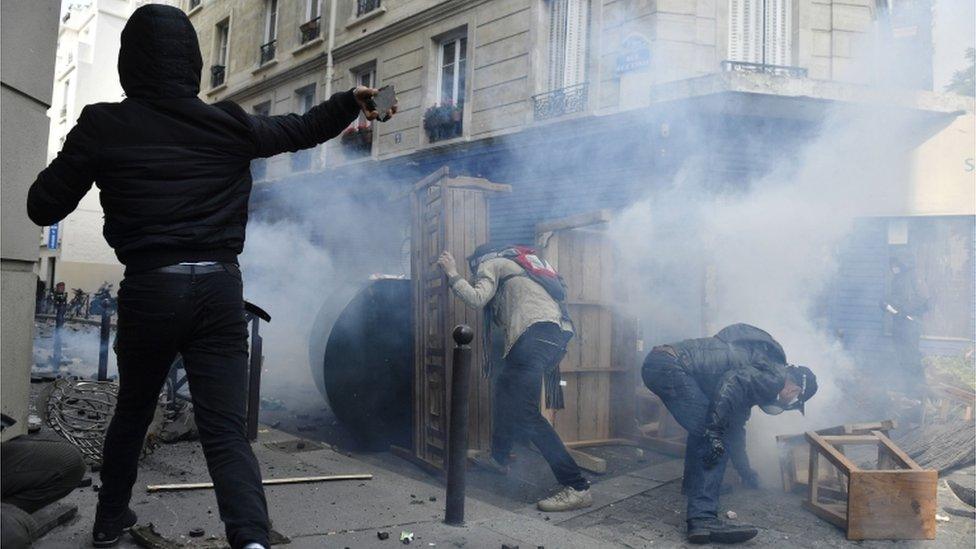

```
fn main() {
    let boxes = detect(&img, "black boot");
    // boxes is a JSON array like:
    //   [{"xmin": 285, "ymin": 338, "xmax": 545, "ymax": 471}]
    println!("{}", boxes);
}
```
[
  {"xmin": 687, "ymin": 518, "xmax": 758, "ymax": 544},
  {"xmin": 92, "ymin": 507, "xmax": 137, "ymax": 547}
]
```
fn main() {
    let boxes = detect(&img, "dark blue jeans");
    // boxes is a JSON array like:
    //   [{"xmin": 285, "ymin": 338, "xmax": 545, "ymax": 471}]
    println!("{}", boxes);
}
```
[
  {"xmin": 642, "ymin": 350, "xmax": 728, "ymax": 522},
  {"xmin": 491, "ymin": 322, "xmax": 588, "ymax": 491},
  {"xmin": 98, "ymin": 265, "xmax": 268, "ymax": 549}
]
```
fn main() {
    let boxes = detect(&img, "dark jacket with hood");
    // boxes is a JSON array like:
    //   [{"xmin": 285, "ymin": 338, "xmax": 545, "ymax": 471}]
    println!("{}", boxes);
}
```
[
  {"xmin": 27, "ymin": 4, "xmax": 361, "ymax": 274},
  {"xmin": 669, "ymin": 323, "xmax": 789, "ymax": 434}
]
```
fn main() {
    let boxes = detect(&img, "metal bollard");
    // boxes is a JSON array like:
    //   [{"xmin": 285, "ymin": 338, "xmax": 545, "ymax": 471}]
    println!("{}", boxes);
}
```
[
  {"xmin": 97, "ymin": 298, "xmax": 112, "ymax": 381},
  {"xmin": 445, "ymin": 324, "xmax": 474, "ymax": 526},
  {"xmin": 52, "ymin": 300, "xmax": 66, "ymax": 369}
]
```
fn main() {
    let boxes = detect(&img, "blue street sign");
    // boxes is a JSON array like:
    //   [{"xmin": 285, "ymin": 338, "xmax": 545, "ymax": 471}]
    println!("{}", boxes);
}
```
[{"xmin": 47, "ymin": 223, "xmax": 59, "ymax": 249}]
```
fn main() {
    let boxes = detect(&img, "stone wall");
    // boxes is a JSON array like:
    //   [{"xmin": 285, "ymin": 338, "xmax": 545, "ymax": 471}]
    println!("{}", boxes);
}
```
[{"xmin": 1, "ymin": 0, "xmax": 60, "ymax": 441}]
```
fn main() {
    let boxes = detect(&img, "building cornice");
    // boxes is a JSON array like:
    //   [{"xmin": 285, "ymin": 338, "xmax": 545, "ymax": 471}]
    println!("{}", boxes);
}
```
[{"xmin": 218, "ymin": 0, "xmax": 486, "ymax": 103}]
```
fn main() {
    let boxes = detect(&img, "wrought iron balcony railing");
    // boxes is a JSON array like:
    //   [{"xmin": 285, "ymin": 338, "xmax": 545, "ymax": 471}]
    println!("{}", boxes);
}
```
[
  {"xmin": 188, "ymin": 0, "xmax": 201, "ymax": 10},
  {"xmin": 356, "ymin": 0, "xmax": 381, "ymax": 17},
  {"xmin": 300, "ymin": 17, "xmax": 321, "ymax": 44},
  {"xmin": 532, "ymin": 83, "xmax": 588, "ymax": 121},
  {"xmin": 59, "ymin": 106, "xmax": 67, "ymax": 118},
  {"xmin": 259, "ymin": 40, "xmax": 276, "ymax": 65},
  {"xmin": 720, "ymin": 60, "xmax": 808, "ymax": 78},
  {"xmin": 210, "ymin": 64, "xmax": 225, "ymax": 88}
]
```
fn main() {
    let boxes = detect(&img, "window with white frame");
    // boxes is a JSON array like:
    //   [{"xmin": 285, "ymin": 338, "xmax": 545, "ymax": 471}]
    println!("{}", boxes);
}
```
[
  {"xmin": 437, "ymin": 35, "xmax": 467, "ymax": 105},
  {"xmin": 295, "ymin": 84, "xmax": 316, "ymax": 114},
  {"xmin": 264, "ymin": 0, "xmax": 278, "ymax": 43},
  {"xmin": 306, "ymin": 0, "xmax": 321, "ymax": 20},
  {"xmin": 355, "ymin": 66, "xmax": 376, "ymax": 89},
  {"xmin": 728, "ymin": 0, "xmax": 792, "ymax": 66},
  {"xmin": 215, "ymin": 19, "xmax": 229, "ymax": 66},
  {"xmin": 546, "ymin": 0, "xmax": 589, "ymax": 91}
]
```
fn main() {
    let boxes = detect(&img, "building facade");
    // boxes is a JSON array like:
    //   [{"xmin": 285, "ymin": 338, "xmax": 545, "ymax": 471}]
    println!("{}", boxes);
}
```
[
  {"xmin": 43, "ymin": 0, "xmax": 182, "ymax": 293},
  {"xmin": 186, "ymin": 1, "xmax": 974, "ymax": 369},
  {"xmin": 2, "ymin": 0, "xmax": 61, "ymax": 440}
]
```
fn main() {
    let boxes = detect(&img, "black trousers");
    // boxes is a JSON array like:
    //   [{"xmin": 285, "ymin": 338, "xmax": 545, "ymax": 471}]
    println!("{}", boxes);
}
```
[
  {"xmin": 1, "ymin": 432, "xmax": 86, "ymax": 548},
  {"xmin": 98, "ymin": 265, "xmax": 269, "ymax": 549},
  {"xmin": 491, "ymin": 322, "xmax": 588, "ymax": 491}
]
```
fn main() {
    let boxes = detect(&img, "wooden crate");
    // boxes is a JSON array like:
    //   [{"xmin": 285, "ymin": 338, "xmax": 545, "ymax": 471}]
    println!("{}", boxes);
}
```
[
  {"xmin": 776, "ymin": 420, "xmax": 895, "ymax": 494},
  {"xmin": 407, "ymin": 167, "xmax": 510, "ymax": 471},
  {"xmin": 804, "ymin": 429, "xmax": 937, "ymax": 540},
  {"xmin": 535, "ymin": 211, "xmax": 642, "ymax": 471}
]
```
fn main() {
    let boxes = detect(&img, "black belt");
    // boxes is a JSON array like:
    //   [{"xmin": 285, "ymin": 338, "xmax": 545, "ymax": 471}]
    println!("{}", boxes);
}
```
[{"xmin": 146, "ymin": 263, "xmax": 239, "ymax": 275}]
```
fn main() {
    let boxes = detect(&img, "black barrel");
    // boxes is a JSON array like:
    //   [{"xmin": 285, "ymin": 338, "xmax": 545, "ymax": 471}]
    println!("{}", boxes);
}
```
[{"xmin": 312, "ymin": 278, "xmax": 413, "ymax": 449}]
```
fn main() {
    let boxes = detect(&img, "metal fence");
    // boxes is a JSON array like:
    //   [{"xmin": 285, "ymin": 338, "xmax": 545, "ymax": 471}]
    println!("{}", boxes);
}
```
[
  {"xmin": 300, "ymin": 16, "xmax": 321, "ymax": 44},
  {"xmin": 720, "ymin": 60, "xmax": 808, "ymax": 78},
  {"xmin": 259, "ymin": 40, "xmax": 276, "ymax": 65},
  {"xmin": 356, "ymin": 0, "xmax": 381, "ymax": 17},
  {"xmin": 210, "ymin": 65, "xmax": 225, "ymax": 88}
]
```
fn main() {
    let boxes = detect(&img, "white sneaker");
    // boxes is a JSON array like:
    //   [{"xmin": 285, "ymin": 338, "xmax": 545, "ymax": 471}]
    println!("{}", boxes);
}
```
[
  {"xmin": 243, "ymin": 544, "xmax": 267, "ymax": 549},
  {"xmin": 536, "ymin": 486, "xmax": 593, "ymax": 512}
]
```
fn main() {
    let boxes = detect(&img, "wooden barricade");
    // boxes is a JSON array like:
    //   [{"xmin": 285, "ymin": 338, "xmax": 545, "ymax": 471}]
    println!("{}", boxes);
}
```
[
  {"xmin": 804, "ymin": 429, "xmax": 937, "ymax": 540},
  {"xmin": 404, "ymin": 167, "xmax": 510, "ymax": 472},
  {"xmin": 534, "ymin": 211, "xmax": 644, "ymax": 472}
]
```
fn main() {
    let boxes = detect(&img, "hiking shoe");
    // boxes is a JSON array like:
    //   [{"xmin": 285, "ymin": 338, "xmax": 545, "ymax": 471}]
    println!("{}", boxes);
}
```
[
  {"xmin": 687, "ymin": 518, "xmax": 758, "ymax": 544},
  {"xmin": 92, "ymin": 507, "xmax": 137, "ymax": 547},
  {"xmin": 537, "ymin": 486, "xmax": 593, "ymax": 512},
  {"xmin": 469, "ymin": 450, "xmax": 509, "ymax": 475}
]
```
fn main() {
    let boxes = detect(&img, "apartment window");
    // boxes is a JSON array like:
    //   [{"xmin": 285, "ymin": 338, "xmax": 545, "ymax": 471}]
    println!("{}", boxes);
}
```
[
  {"xmin": 356, "ymin": 0, "xmax": 381, "ymax": 17},
  {"xmin": 260, "ymin": 0, "xmax": 278, "ymax": 64},
  {"xmin": 301, "ymin": 0, "xmax": 322, "ymax": 43},
  {"xmin": 211, "ymin": 19, "xmax": 229, "ymax": 88},
  {"xmin": 546, "ymin": 0, "xmax": 589, "ymax": 91},
  {"xmin": 437, "ymin": 36, "xmax": 467, "ymax": 105},
  {"xmin": 253, "ymin": 101, "xmax": 271, "ymax": 116},
  {"xmin": 728, "ymin": 0, "xmax": 792, "ymax": 66},
  {"xmin": 292, "ymin": 85, "xmax": 316, "ymax": 171},
  {"xmin": 60, "ymin": 80, "xmax": 70, "ymax": 118}
]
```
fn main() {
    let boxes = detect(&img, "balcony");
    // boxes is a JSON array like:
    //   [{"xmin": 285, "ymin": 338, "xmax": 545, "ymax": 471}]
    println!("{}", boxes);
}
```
[
  {"xmin": 423, "ymin": 103, "xmax": 463, "ymax": 143},
  {"xmin": 259, "ymin": 40, "xmax": 276, "ymax": 65},
  {"xmin": 210, "ymin": 65, "xmax": 225, "ymax": 88},
  {"xmin": 300, "ymin": 17, "xmax": 321, "ymax": 44},
  {"xmin": 720, "ymin": 60, "xmax": 808, "ymax": 78},
  {"xmin": 532, "ymin": 83, "xmax": 588, "ymax": 121},
  {"xmin": 356, "ymin": 0, "xmax": 381, "ymax": 17},
  {"xmin": 188, "ymin": 0, "xmax": 201, "ymax": 11}
]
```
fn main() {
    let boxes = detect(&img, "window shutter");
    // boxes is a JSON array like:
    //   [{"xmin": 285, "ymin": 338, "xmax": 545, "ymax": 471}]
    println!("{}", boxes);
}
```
[
  {"xmin": 728, "ymin": 0, "xmax": 791, "ymax": 65},
  {"xmin": 548, "ymin": 0, "xmax": 567, "ymax": 90},
  {"xmin": 564, "ymin": 0, "xmax": 588, "ymax": 86}
]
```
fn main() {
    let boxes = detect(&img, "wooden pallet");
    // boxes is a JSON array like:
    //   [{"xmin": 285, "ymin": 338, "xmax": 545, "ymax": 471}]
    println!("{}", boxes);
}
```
[{"xmin": 802, "ymin": 429, "xmax": 936, "ymax": 540}]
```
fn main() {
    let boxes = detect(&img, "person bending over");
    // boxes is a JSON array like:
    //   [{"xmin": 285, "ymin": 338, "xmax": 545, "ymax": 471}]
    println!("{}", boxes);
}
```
[{"xmin": 643, "ymin": 324, "xmax": 817, "ymax": 544}]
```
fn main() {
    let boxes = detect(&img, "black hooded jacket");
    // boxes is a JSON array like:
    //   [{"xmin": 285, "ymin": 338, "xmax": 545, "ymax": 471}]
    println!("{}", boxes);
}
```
[
  {"xmin": 669, "ymin": 323, "xmax": 789, "ymax": 434},
  {"xmin": 27, "ymin": 4, "xmax": 361, "ymax": 273}
]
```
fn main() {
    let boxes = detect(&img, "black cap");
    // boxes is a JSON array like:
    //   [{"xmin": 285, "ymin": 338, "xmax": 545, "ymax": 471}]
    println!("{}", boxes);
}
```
[{"xmin": 789, "ymin": 365, "xmax": 818, "ymax": 415}]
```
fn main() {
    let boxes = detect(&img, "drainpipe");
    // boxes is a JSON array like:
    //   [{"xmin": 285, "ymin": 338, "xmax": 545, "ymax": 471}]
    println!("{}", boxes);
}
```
[{"xmin": 321, "ymin": 0, "xmax": 339, "ymax": 168}]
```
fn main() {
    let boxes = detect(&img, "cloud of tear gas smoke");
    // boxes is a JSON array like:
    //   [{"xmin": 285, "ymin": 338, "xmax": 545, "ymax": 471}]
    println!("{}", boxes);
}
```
[
  {"xmin": 239, "ymin": 178, "xmax": 408, "ymax": 404},
  {"xmin": 606, "ymin": 8, "xmax": 967, "ymax": 481}
]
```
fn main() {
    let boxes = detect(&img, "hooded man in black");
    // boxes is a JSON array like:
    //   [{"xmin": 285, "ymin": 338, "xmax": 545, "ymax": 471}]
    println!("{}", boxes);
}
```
[
  {"xmin": 27, "ymin": 5, "xmax": 393, "ymax": 548},
  {"xmin": 642, "ymin": 324, "xmax": 817, "ymax": 544}
]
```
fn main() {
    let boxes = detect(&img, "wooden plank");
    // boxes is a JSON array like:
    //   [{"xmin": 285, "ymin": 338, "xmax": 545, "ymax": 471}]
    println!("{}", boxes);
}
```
[
  {"xmin": 871, "ymin": 430, "xmax": 924, "ymax": 471},
  {"xmin": 805, "ymin": 432, "xmax": 858, "ymax": 474},
  {"xmin": 847, "ymin": 470, "xmax": 937, "ymax": 540},
  {"xmin": 808, "ymin": 444, "xmax": 820, "ymax": 505},
  {"xmin": 634, "ymin": 434, "xmax": 686, "ymax": 457},
  {"xmin": 567, "ymin": 448, "xmax": 607, "ymax": 474},
  {"xmin": 147, "ymin": 474, "xmax": 373, "ymax": 493},
  {"xmin": 565, "ymin": 438, "xmax": 637, "ymax": 449},
  {"xmin": 821, "ymin": 435, "xmax": 881, "ymax": 445},
  {"xmin": 443, "ymin": 176, "xmax": 513, "ymax": 194},
  {"xmin": 536, "ymin": 209, "xmax": 613, "ymax": 234}
]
